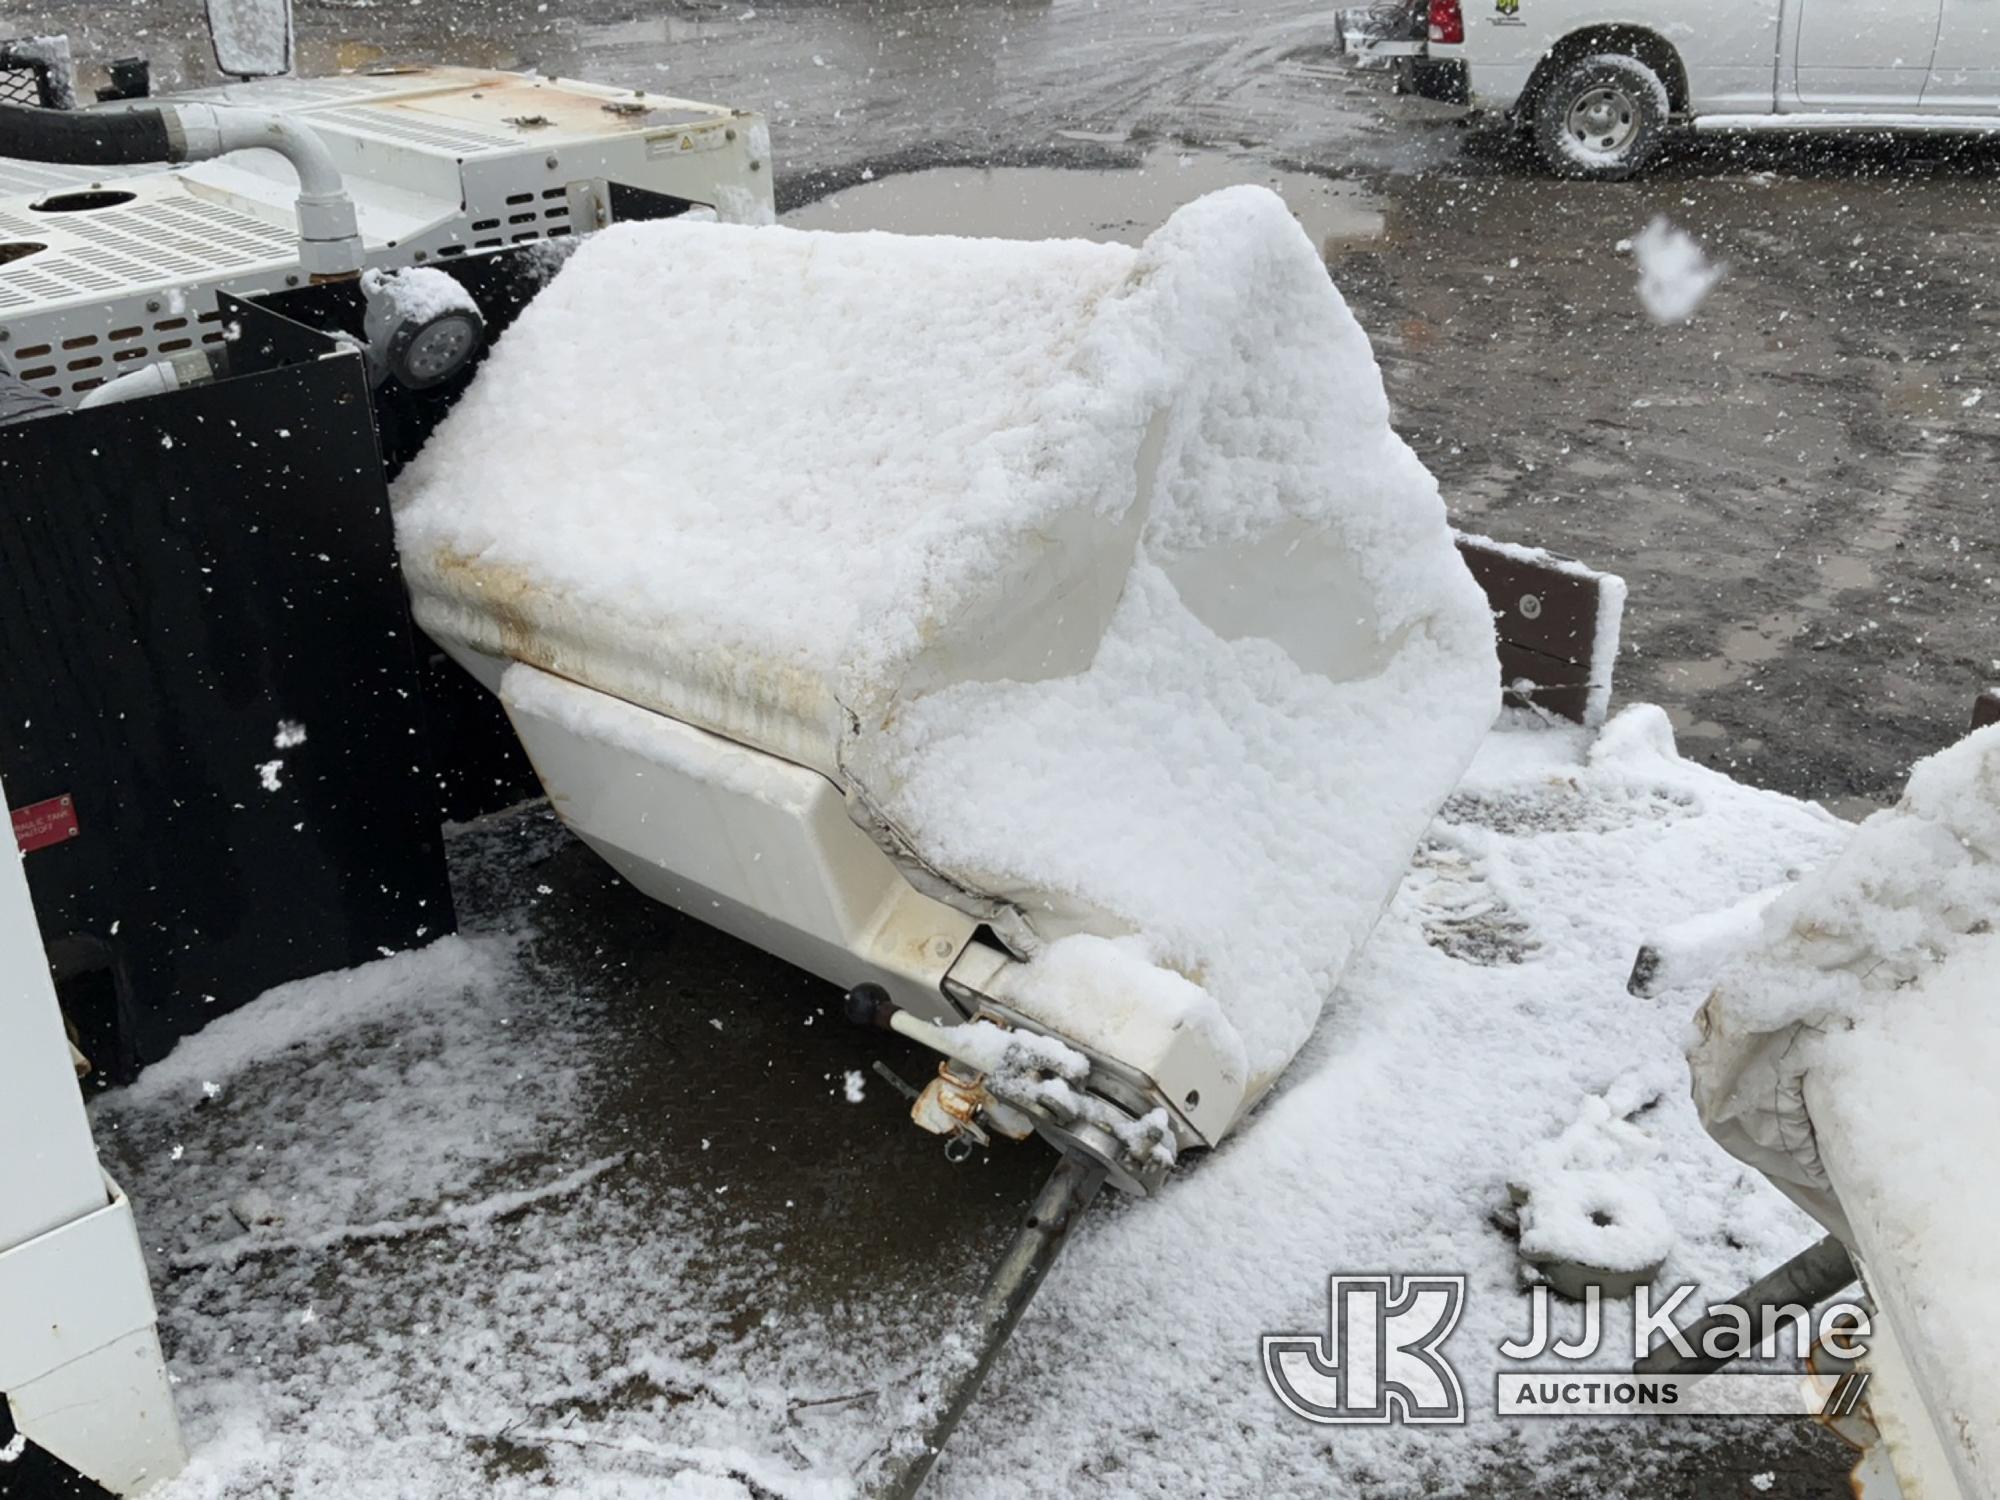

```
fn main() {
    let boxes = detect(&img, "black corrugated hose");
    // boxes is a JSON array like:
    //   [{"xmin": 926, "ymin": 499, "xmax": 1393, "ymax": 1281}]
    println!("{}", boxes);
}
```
[{"xmin": 0, "ymin": 100, "xmax": 171, "ymax": 165}]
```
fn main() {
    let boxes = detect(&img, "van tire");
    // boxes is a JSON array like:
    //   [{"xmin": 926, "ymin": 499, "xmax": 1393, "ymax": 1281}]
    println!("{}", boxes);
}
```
[{"xmin": 1533, "ymin": 53, "xmax": 1668, "ymax": 181}]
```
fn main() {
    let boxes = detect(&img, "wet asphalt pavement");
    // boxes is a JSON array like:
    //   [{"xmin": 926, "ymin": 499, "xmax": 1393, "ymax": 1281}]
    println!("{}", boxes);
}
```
[{"xmin": 1352, "ymin": 137, "xmax": 2000, "ymax": 811}]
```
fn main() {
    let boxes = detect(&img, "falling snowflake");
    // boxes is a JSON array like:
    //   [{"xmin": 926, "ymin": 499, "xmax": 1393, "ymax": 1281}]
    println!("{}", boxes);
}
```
[{"xmin": 1630, "ymin": 217, "xmax": 1724, "ymax": 326}]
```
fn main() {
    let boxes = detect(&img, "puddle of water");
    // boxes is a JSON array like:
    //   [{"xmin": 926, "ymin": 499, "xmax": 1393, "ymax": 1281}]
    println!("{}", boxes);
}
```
[
  {"xmin": 1658, "ymin": 657, "xmax": 1747, "ymax": 695},
  {"xmin": 1817, "ymin": 553, "xmax": 1874, "ymax": 592},
  {"xmin": 784, "ymin": 149, "xmax": 1385, "ymax": 257},
  {"xmin": 1651, "ymin": 460, "xmax": 1921, "ymax": 699}
]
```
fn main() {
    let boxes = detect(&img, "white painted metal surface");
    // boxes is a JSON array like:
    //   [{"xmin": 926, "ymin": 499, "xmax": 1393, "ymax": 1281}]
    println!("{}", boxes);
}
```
[
  {"xmin": 1427, "ymin": 0, "xmax": 1784, "ymax": 114},
  {"xmin": 1694, "ymin": 109, "xmax": 2000, "ymax": 129},
  {"xmin": 1926, "ymin": 0, "xmax": 2000, "ymax": 106},
  {"xmin": 0, "ymin": 817, "xmax": 101, "ymax": 1253},
  {"xmin": 1844, "ymin": 1307, "xmax": 1969, "ymax": 1499},
  {"xmin": 0, "ymin": 767, "xmax": 184, "ymax": 1493},
  {"xmin": 1805, "ymin": 1062, "xmax": 1989, "ymax": 1500},
  {"xmin": 494, "ymin": 659, "xmax": 1236, "ymax": 1156},
  {"xmin": 1793, "ymin": 0, "xmax": 1939, "ymax": 107},
  {"xmin": 498, "ymin": 657, "xmax": 981, "ymax": 1029},
  {"xmin": 0, "ymin": 67, "xmax": 774, "ymax": 402}
]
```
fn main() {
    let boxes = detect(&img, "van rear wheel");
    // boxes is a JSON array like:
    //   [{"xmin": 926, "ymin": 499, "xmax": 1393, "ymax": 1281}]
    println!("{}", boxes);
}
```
[{"xmin": 1533, "ymin": 54, "xmax": 1668, "ymax": 181}]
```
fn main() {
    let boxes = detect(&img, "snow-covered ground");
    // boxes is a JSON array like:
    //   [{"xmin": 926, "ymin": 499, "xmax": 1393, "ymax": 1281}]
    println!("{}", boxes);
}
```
[{"xmin": 95, "ymin": 710, "xmax": 1852, "ymax": 1499}]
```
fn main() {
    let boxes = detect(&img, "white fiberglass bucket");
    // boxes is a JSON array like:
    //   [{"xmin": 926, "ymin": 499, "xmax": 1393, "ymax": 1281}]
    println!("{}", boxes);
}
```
[{"xmin": 394, "ymin": 187, "xmax": 1500, "ymax": 1160}]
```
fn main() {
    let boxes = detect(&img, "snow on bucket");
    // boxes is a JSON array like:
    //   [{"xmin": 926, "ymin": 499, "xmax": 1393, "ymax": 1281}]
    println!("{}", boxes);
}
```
[{"xmin": 392, "ymin": 186, "xmax": 1499, "ymax": 1151}]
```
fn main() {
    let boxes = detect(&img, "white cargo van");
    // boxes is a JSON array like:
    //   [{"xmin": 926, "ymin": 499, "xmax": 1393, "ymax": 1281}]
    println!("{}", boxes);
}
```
[{"xmin": 1348, "ymin": 0, "xmax": 2000, "ymax": 178}]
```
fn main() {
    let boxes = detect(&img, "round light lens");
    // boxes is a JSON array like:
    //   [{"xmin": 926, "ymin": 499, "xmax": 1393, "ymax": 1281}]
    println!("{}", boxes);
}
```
[{"xmin": 396, "ymin": 312, "xmax": 482, "ymax": 389}]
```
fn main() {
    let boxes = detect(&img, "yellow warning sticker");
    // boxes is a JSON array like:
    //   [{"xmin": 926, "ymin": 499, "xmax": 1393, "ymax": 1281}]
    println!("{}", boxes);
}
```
[{"xmin": 647, "ymin": 128, "xmax": 725, "ymax": 158}]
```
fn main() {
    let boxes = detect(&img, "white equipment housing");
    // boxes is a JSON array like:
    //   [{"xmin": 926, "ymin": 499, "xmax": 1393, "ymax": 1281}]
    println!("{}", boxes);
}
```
[
  {"xmin": 0, "ymin": 67, "xmax": 773, "ymax": 403},
  {"xmin": 492, "ymin": 659, "xmax": 1231, "ymax": 1191},
  {"xmin": 0, "ymin": 766, "xmax": 185, "ymax": 1494}
]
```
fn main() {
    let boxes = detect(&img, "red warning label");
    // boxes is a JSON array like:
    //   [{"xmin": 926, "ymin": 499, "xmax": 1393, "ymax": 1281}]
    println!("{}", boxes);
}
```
[{"xmin": 11, "ymin": 794, "xmax": 80, "ymax": 855}]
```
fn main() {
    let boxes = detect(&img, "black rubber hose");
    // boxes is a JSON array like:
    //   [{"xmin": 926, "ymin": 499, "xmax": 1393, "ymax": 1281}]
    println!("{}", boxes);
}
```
[{"xmin": 0, "ymin": 101, "xmax": 172, "ymax": 166}]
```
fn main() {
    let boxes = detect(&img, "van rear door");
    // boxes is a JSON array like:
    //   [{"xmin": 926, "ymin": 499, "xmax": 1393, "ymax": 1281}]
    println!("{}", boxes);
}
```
[
  {"xmin": 1922, "ymin": 0, "xmax": 2000, "ymax": 107},
  {"xmin": 1792, "ymin": 0, "xmax": 1944, "ymax": 107}
]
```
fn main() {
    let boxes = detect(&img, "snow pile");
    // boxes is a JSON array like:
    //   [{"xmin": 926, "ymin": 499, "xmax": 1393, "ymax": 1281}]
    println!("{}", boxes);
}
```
[
  {"xmin": 1509, "ymin": 1080, "xmax": 1676, "ymax": 1295},
  {"xmin": 123, "ymin": 936, "xmax": 510, "ymax": 1105},
  {"xmin": 1688, "ymin": 725, "xmax": 2000, "ymax": 1485},
  {"xmin": 1001, "ymin": 930, "xmax": 1241, "ymax": 1088},
  {"xmin": 116, "ymin": 714, "xmax": 1853, "ymax": 1500},
  {"xmin": 361, "ymin": 266, "xmax": 479, "ymax": 328},
  {"xmin": 936, "ymin": 710, "xmax": 1846, "ymax": 1495},
  {"xmin": 1630, "ymin": 217, "xmax": 1724, "ymax": 326},
  {"xmin": 1690, "ymin": 723, "xmax": 2000, "ymax": 1238},
  {"xmin": 394, "ymin": 188, "xmax": 1498, "ymax": 1111}
]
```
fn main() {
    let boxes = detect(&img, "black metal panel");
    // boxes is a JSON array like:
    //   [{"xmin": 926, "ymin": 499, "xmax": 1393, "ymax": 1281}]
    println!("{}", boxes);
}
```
[
  {"xmin": 252, "ymin": 217, "xmax": 689, "ymax": 823},
  {"xmin": 257, "ymin": 246, "xmax": 566, "ymax": 480},
  {"xmin": 217, "ymin": 289, "xmax": 336, "ymax": 378},
  {"xmin": 0, "ymin": 304, "xmax": 455, "ymax": 1079},
  {"xmin": 259, "ymin": 249, "xmax": 578, "ymax": 822},
  {"xmin": 607, "ymin": 180, "xmax": 701, "ymax": 224}
]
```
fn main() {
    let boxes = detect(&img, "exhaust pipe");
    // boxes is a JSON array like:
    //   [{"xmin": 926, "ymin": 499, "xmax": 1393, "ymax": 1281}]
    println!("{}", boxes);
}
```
[{"xmin": 0, "ymin": 100, "xmax": 363, "ymax": 279}]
